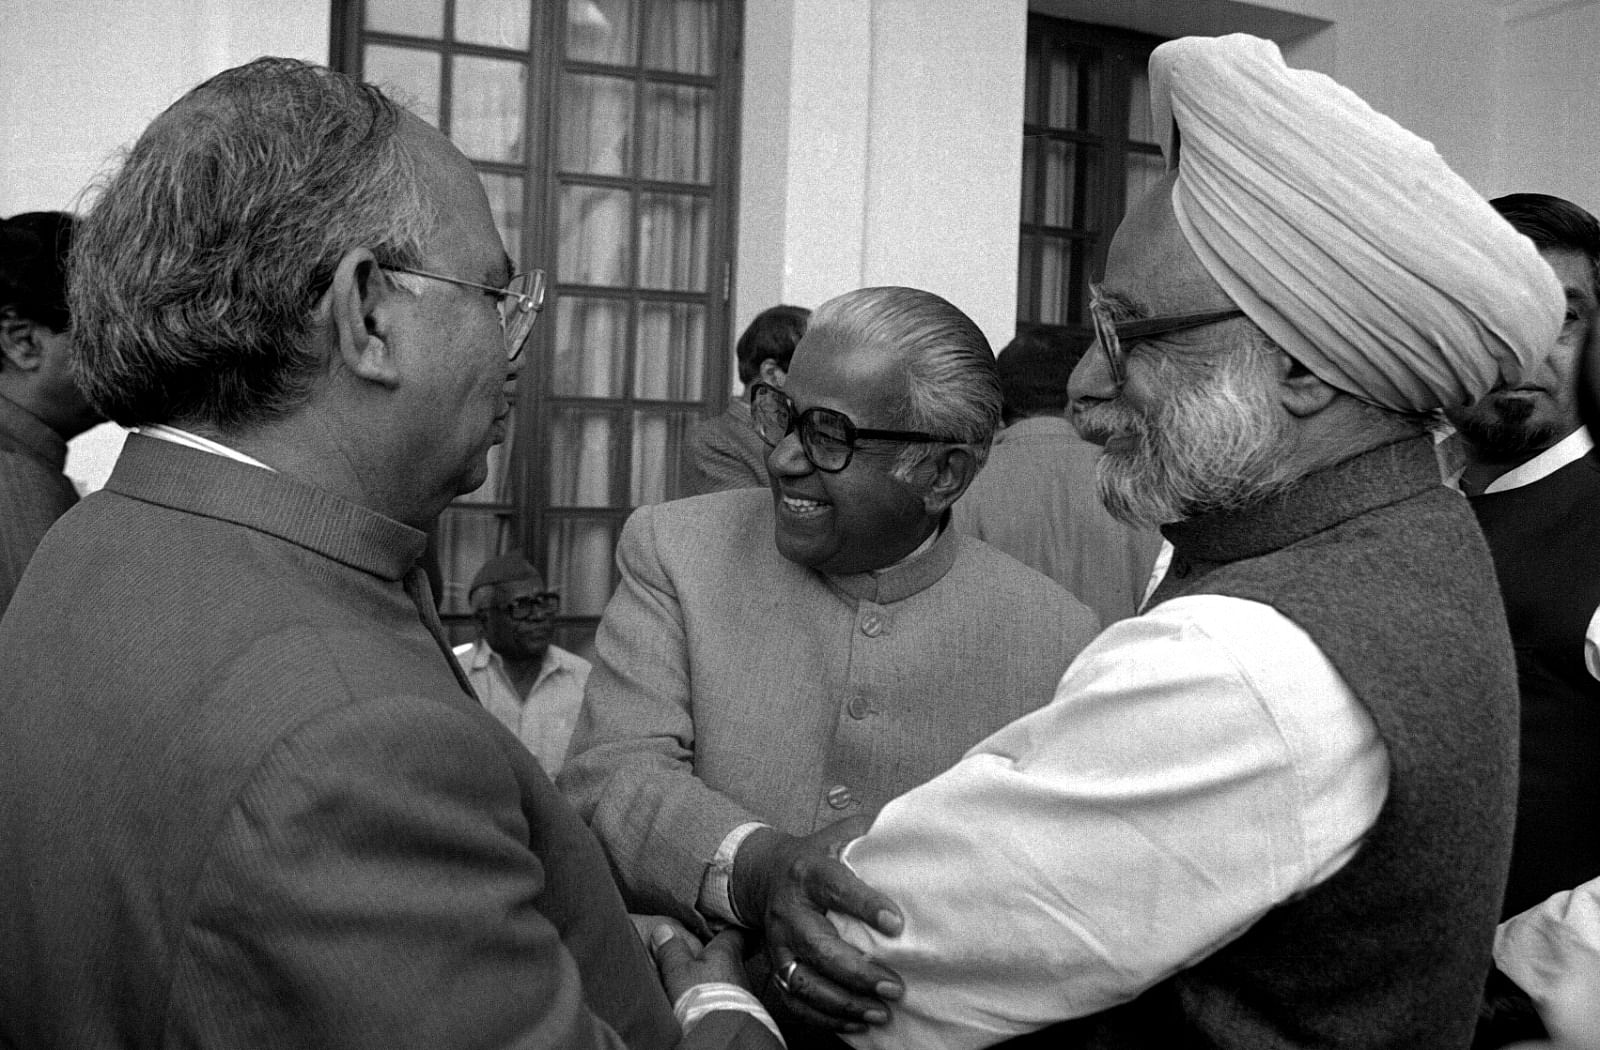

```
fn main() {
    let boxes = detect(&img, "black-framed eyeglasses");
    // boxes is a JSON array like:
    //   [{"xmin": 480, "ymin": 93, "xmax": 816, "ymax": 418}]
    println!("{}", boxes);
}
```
[
  {"xmin": 383, "ymin": 265, "xmax": 547, "ymax": 362},
  {"xmin": 749, "ymin": 381, "xmax": 962, "ymax": 474},
  {"xmin": 1089, "ymin": 283, "xmax": 1246, "ymax": 385},
  {"xmin": 491, "ymin": 592, "xmax": 560, "ymax": 621}
]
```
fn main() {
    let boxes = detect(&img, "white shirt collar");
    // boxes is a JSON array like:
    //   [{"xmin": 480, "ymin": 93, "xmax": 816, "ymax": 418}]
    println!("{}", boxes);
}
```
[
  {"xmin": 137, "ymin": 423, "xmax": 276, "ymax": 472},
  {"xmin": 465, "ymin": 638, "xmax": 565, "ymax": 688},
  {"xmin": 1480, "ymin": 426, "xmax": 1593, "ymax": 494}
]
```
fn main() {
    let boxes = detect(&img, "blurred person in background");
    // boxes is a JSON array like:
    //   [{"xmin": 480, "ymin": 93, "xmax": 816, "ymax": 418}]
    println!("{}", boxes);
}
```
[
  {"xmin": 0, "ymin": 211, "xmax": 102, "ymax": 613},
  {"xmin": 454, "ymin": 551, "xmax": 591, "ymax": 777},
  {"xmin": 685, "ymin": 303, "xmax": 809, "ymax": 495},
  {"xmin": 953, "ymin": 330, "xmax": 1161, "ymax": 625}
]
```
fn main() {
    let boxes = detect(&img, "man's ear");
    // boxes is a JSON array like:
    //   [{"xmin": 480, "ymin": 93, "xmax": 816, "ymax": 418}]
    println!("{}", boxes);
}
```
[
  {"xmin": 326, "ymin": 248, "xmax": 403, "ymax": 389},
  {"xmin": 0, "ymin": 316, "xmax": 47, "ymax": 372},
  {"xmin": 1277, "ymin": 351, "xmax": 1339, "ymax": 418},
  {"xmin": 921, "ymin": 444, "xmax": 981, "ymax": 515},
  {"xmin": 756, "ymin": 357, "xmax": 787, "ymax": 388}
]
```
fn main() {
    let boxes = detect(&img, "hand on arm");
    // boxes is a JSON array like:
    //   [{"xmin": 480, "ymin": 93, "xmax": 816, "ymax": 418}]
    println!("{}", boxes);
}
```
[{"xmin": 731, "ymin": 819, "xmax": 904, "ymax": 1032}]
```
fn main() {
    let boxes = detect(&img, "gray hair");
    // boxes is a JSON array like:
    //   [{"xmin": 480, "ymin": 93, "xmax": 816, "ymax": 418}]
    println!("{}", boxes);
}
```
[
  {"xmin": 69, "ymin": 57, "xmax": 437, "ymax": 431},
  {"xmin": 806, "ymin": 286, "xmax": 1001, "ymax": 479},
  {"xmin": 1091, "ymin": 324, "xmax": 1424, "ymax": 527}
]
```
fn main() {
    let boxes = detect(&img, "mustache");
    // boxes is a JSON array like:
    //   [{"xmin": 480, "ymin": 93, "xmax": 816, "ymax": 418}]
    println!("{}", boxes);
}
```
[
  {"xmin": 1074, "ymin": 400, "xmax": 1147, "ymax": 445},
  {"xmin": 1084, "ymin": 353, "xmax": 1292, "ymax": 527}
]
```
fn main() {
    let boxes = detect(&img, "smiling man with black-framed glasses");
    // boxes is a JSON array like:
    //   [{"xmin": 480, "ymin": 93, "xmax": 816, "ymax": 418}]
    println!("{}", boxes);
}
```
[{"xmin": 560, "ymin": 285, "xmax": 1100, "ymax": 1047}]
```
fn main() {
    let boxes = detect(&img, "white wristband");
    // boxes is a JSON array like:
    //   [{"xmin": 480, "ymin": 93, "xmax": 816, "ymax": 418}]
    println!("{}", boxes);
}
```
[{"xmin": 674, "ymin": 982, "xmax": 785, "ymax": 1046}]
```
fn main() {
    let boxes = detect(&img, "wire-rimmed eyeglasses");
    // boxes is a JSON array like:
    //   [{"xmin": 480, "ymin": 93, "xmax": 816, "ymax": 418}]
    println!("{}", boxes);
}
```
[
  {"xmin": 749, "ymin": 381, "xmax": 962, "ymax": 473},
  {"xmin": 1089, "ymin": 283, "xmax": 1245, "ymax": 385},
  {"xmin": 383, "ymin": 265, "xmax": 547, "ymax": 362}
]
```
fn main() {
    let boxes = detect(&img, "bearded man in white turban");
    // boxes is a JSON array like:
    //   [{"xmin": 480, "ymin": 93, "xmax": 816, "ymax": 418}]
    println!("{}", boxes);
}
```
[{"xmin": 746, "ymin": 34, "xmax": 1563, "ymax": 1050}]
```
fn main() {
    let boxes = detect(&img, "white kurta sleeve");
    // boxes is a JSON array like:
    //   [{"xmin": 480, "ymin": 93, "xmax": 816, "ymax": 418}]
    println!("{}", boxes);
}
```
[
  {"xmin": 1496, "ymin": 877, "xmax": 1600, "ymax": 1047},
  {"xmin": 830, "ymin": 594, "xmax": 1389, "ymax": 1050}
]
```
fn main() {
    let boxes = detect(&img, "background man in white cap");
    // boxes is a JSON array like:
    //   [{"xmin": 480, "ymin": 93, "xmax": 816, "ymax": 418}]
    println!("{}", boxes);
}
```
[
  {"xmin": 454, "ymin": 551, "xmax": 591, "ymax": 777},
  {"xmin": 759, "ymin": 34, "xmax": 1561, "ymax": 1049}
]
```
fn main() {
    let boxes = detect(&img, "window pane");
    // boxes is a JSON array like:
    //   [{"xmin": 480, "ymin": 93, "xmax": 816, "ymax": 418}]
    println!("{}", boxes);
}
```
[
  {"xmin": 644, "ymin": 0, "xmax": 716, "ymax": 75},
  {"xmin": 552, "ymin": 296, "xmax": 629, "ymax": 397},
  {"xmin": 1036, "ymin": 237, "xmax": 1088, "ymax": 326},
  {"xmin": 560, "ymin": 73, "xmax": 634, "ymax": 176},
  {"xmin": 635, "ymin": 301, "xmax": 705, "ymax": 400},
  {"xmin": 1046, "ymin": 47, "xmax": 1097, "ymax": 131},
  {"xmin": 559, "ymin": 186, "xmax": 632, "ymax": 286},
  {"xmin": 1024, "ymin": 46, "xmax": 1040, "ymax": 125},
  {"xmin": 457, "ymin": 408, "xmax": 518, "ymax": 503},
  {"xmin": 436, "ymin": 510, "xmax": 512, "ymax": 614},
  {"xmin": 641, "ymin": 83, "xmax": 713, "ymax": 183},
  {"xmin": 364, "ymin": 44, "xmax": 442, "ymax": 128},
  {"xmin": 1125, "ymin": 150, "xmax": 1165, "ymax": 212},
  {"xmin": 638, "ymin": 192, "xmax": 707, "ymax": 291},
  {"xmin": 548, "ymin": 407, "xmax": 622, "ymax": 506},
  {"xmin": 1127, "ymin": 67, "xmax": 1154, "ymax": 145},
  {"xmin": 1044, "ymin": 141, "xmax": 1098, "ymax": 229},
  {"xmin": 1039, "ymin": 238, "xmax": 1065, "ymax": 325},
  {"xmin": 567, "ymin": 0, "xmax": 636, "ymax": 65},
  {"xmin": 1017, "ymin": 236, "xmax": 1037, "ymax": 321},
  {"xmin": 456, "ymin": 0, "xmax": 531, "ymax": 50},
  {"xmin": 1021, "ymin": 137, "xmax": 1038, "ymax": 223},
  {"xmin": 366, "ymin": 0, "xmax": 442, "ymax": 38},
  {"xmin": 547, "ymin": 517, "xmax": 617, "ymax": 617},
  {"xmin": 631, "ymin": 409, "xmax": 697, "ymax": 505},
  {"xmin": 479, "ymin": 171, "xmax": 525, "ymax": 261},
  {"xmin": 452, "ymin": 56, "xmax": 527, "ymax": 164}
]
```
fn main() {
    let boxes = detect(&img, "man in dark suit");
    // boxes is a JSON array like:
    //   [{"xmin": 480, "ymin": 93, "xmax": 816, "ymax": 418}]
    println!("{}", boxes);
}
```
[
  {"xmin": 0, "ymin": 211, "xmax": 102, "ymax": 612},
  {"xmin": 0, "ymin": 58, "xmax": 778, "ymax": 1050}
]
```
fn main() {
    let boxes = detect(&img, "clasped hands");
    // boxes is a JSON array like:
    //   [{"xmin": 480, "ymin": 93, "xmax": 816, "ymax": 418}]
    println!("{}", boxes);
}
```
[{"xmin": 731, "ymin": 817, "xmax": 906, "ymax": 1033}]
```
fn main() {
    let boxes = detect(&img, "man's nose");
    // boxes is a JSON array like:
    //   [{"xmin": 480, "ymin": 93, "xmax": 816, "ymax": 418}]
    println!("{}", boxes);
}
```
[
  {"xmin": 1068, "ymin": 342, "xmax": 1120, "ymax": 405},
  {"xmin": 766, "ymin": 429, "xmax": 812, "ymax": 477}
]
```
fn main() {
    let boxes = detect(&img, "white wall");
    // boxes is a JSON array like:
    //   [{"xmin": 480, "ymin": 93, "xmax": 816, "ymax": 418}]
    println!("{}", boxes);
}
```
[
  {"xmin": 735, "ymin": 0, "xmax": 1029, "ymax": 357},
  {"xmin": 1, "ymin": 0, "xmax": 330, "ymax": 492},
  {"xmin": 1298, "ymin": 0, "xmax": 1504, "ymax": 191},
  {"xmin": 1493, "ymin": 0, "xmax": 1600, "ymax": 213}
]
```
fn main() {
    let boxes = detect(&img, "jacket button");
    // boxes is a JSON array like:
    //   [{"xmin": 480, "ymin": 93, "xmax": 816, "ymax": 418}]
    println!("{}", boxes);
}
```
[
  {"xmin": 826, "ymin": 784, "xmax": 856, "ymax": 810},
  {"xmin": 860, "ymin": 613, "xmax": 884, "ymax": 637},
  {"xmin": 847, "ymin": 695, "xmax": 871, "ymax": 720}
]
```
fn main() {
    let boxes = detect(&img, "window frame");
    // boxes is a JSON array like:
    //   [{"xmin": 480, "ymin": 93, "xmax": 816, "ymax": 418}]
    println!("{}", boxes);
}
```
[
  {"xmin": 332, "ymin": 0, "xmax": 744, "ymax": 652},
  {"xmin": 1017, "ymin": 15, "xmax": 1164, "ymax": 365}
]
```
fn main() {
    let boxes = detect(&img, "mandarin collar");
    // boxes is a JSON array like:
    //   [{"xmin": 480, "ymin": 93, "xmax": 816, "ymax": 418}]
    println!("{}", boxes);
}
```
[
  {"xmin": 825, "ymin": 514, "xmax": 959, "ymax": 605},
  {"xmin": 106, "ymin": 433, "xmax": 426, "ymax": 581},
  {"xmin": 1161, "ymin": 436, "xmax": 1441, "ymax": 565}
]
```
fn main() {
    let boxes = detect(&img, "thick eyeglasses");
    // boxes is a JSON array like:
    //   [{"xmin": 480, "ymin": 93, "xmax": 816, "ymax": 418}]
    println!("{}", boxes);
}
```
[
  {"xmin": 1089, "ymin": 283, "xmax": 1245, "ymax": 385},
  {"xmin": 749, "ymin": 382, "xmax": 961, "ymax": 473},
  {"xmin": 496, "ymin": 593, "xmax": 560, "ymax": 621},
  {"xmin": 383, "ymin": 265, "xmax": 546, "ymax": 362}
]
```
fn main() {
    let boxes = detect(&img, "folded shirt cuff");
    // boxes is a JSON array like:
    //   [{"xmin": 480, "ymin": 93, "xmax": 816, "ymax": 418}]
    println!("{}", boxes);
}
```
[{"xmin": 697, "ymin": 820, "xmax": 769, "ymax": 927}]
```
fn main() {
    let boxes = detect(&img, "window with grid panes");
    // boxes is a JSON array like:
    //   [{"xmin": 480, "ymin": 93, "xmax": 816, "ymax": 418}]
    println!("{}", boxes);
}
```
[
  {"xmin": 334, "ymin": 0, "xmax": 741, "ymax": 655},
  {"xmin": 1018, "ymin": 17, "xmax": 1164, "ymax": 366}
]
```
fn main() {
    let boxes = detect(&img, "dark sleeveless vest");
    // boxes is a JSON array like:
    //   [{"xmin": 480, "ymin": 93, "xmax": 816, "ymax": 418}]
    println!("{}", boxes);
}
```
[
  {"xmin": 1468, "ymin": 448, "xmax": 1600, "ymax": 918},
  {"xmin": 1017, "ymin": 437, "xmax": 1518, "ymax": 1049}
]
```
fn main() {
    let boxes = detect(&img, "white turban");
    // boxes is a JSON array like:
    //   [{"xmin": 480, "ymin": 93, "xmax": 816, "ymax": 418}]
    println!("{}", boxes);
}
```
[{"xmin": 1149, "ymin": 34, "xmax": 1562, "ymax": 413}]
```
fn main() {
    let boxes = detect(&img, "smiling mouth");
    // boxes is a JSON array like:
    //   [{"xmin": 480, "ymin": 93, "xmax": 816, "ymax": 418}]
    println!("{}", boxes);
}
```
[{"xmin": 781, "ymin": 494, "xmax": 828, "ymax": 516}]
